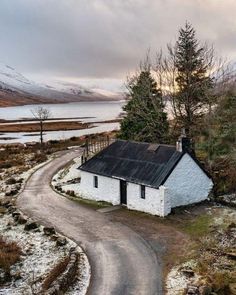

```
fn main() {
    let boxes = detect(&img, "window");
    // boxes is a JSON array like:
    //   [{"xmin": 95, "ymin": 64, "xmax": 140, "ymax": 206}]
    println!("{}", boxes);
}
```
[
  {"xmin": 140, "ymin": 185, "xmax": 145, "ymax": 199},
  {"xmin": 94, "ymin": 176, "xmax": 98, "ymax": 188}
]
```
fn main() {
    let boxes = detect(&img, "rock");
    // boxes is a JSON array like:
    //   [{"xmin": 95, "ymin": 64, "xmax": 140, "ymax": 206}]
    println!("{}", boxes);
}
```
[
  {"xmin": 1, "ymin": 201, "xmax": 12, "ymax": 208},
  {"xmin": 12, "ymin": 211, "xmax": 20, "ymax": 218},
  {"xmin": 186, "ymin": 285, "xmax": 199, "ymax": 295},
  {"xmin": 18, "ymin": 215, "xmax": 27, "ymax": 224},
  {"xmin": 229, "ymin": 283, "xmax": 236, "ymax": 295},
  {"xmin": 51, "ymin": 234, "xmax": 59, "ymax": 241},
  {"xmin": 8, "ymin": 206, "xmax": 16, "ymax": 213},
  {"xmin": 181, "ymin": 268, "xmax": 195, "ymax": 278},
  {"xmin": 5, "ymin": 188, "xmax": 18, "ymax": 196},
  {"xmin": 24, "ymin": 221, "xmax": 39, "ymax": 231},
  {"xmin": 43, "ymin": 227, "xmax": 56, "ymax": 236},
  {"xmin": 56, "ymin": 237, "xmax": 67, "ymax": 246}
]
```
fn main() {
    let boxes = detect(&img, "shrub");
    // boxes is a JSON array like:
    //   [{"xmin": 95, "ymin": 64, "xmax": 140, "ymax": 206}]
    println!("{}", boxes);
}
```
[
  {"xmin": 0, "ymin": 162, "xmax": 12, "ymax": 169},
  {"xmin": 0, "ymin": 237, "xmax": 22, "ymax": 281},
  {"xmin": 6, "ymin": 177, "xmax": 17, "ymax": 185}
]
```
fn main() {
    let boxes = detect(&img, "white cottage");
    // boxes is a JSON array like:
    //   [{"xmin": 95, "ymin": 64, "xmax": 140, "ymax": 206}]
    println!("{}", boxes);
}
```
[{"xmin": 78, "ymin": 135, "xmax": 213, "ymax": 217}]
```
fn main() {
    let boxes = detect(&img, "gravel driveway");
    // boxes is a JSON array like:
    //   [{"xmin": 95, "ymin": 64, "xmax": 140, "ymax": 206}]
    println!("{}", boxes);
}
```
[{"xmin": 17, "ymin": 148, "xmax": 162, "ymax": 295}]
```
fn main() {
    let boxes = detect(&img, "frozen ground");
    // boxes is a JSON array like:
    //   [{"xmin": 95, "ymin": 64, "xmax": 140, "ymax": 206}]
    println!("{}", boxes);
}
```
[
  {"xmin": 52, "ymin": 156, "xmax": 82, "ymax": 197},
  {"xmin": 0, "ymin": 152, "xmax": 90, "ymax": 294},
  {"xmin": 0, "ymin": 213, "xmax": 74, "ymax": 294},
  {"xmin": 165, "ymin": 207, "xmax": 236, "ymax": 294}
]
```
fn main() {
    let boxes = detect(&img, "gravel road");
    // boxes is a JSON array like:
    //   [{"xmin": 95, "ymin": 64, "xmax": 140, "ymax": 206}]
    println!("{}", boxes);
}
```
[{"xmin": 17, "ymin": 149, "xmax": 162, "ymax": 295}]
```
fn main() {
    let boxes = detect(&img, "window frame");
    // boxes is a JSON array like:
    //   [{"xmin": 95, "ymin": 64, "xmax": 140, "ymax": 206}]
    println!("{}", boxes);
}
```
[
  {"xmin": 140, "ymin": 185, "xmax": 145, "ymax": 199},
  {"xmin": 94, "ymin": 175, "xmax": 98, "ymax": 188}
]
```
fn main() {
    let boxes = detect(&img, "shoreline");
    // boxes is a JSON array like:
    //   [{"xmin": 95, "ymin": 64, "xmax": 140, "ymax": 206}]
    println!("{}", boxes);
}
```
[
  {"xmin": 0, "ymin": 97, "xmax": 125, "ymax": 108},
  {"xmin": 0, "ymin": 119, "xmax": 121, "ymax": 133}
]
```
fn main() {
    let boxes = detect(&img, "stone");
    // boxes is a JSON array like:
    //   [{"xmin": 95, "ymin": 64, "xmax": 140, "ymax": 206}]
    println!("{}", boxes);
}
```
[
  {"xmin": 18, "ymin": 215, "xmax": 27, "ymax": 224},
  {"xmin": 181, "ymin": 268, "xmax": 195, "ymax": 278},
  {"xmin": 56, "ymin": 237, "xmax": 67, "ymax": 246},
  {"xmin": 1, "ymin": 201, "xmax": 11, "ymax": 208},
  {"xmin": 50, "ymin": 234, "xmax": 59, "ymax": 241},
  {"xmin": 8, "ymin": 206, "xmax": 16, "ymax": 213},
  {"xmin": 43, "ymin": 227, "xmax": 56, "ymax": 236},
  {"xmin": 186, "ymin": 285, "xmax": 199, "ymax": 295},
  {"xmin": 11, "ymin": 211, "xmax": 20, "ymax": 221},
  {"xmin": 5, "ymin": 189, "xmax": 18, "ymax": 196},
  {"xmin": 24, "ymin": 221, "xmax": 39, "ymax": 231}
]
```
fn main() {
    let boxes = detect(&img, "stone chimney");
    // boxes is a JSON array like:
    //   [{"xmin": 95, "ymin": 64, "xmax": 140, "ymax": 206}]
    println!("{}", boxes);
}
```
[{"xmin": 176, "ymin": 128, "xmax": 192, "ymax": 153}]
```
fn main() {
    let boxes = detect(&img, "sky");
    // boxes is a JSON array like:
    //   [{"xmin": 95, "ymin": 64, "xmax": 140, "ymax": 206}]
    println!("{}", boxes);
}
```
[{"xmin": 0, "ymin": 0, "xmax": 236, "ymax": 91}]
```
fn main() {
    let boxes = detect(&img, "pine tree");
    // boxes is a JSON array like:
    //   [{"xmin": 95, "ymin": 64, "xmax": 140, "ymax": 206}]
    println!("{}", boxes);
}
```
[
  {"xmin": 173, "ymin": 22, "xmax": 213, "ymax": 136},
  {"xmin": 119, "ymin": 70, "xmax": 169, "ymax": 143}
]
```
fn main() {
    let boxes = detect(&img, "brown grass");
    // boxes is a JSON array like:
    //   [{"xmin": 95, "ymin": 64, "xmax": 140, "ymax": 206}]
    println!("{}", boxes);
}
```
[
  {"xmin": 0, "ymin": 121, "xmax": 90, "ymax": 133},
  {"xmin": 0, "ymin": 236, "xmax": 22, "ymax": 280},
  {"xmin": 41, "ymin": 256, "xmax": 70, "ymax": 291}
]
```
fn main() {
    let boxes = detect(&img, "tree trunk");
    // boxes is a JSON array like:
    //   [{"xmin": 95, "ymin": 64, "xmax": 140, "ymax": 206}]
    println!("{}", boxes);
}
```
[{"xmin": 40, "ymin": 120, "xmax": 43, "ymax": 146}]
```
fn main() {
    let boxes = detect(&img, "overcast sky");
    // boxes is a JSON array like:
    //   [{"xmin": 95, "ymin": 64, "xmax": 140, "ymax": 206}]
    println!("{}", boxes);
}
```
[{"xmin": 0, "ymin": 0, "xmax": 235, "ymax": 89}]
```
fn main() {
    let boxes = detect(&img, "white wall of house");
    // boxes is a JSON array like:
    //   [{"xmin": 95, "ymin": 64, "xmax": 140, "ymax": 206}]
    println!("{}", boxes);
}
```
[
  {"xmin": 126, "ymin": 184, "xmax": 171, "ymax": 217},
  {"xmin": 164, "ymin": 153, "xmax": 213, "ymax": 208},
  {"xmin": 79, "ymin": 170, "xmax": 120, "ymax": 205},
  {"xmin": 79, "ymin": 170, "xmax": 171, "ymax": 216},
  {"xmin": 79, "ymin": 153, "xmax": 213, "ymax": 216}
]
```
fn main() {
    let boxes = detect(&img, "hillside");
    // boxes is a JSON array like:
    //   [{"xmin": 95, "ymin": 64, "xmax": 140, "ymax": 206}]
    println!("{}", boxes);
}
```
[{"xmin": 0, "ymin": 63, "xmax": 123, "ymax": 107}]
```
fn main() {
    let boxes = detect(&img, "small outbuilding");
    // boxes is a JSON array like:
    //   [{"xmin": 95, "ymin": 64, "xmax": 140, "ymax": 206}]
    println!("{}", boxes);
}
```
[{"xmin": 78, "ymin": 134, "xmax": 213, "ymax": 217}]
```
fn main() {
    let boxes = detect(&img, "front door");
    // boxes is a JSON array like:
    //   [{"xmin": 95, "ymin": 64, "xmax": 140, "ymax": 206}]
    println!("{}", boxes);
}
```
[{"xmin": 120, "ymin": 180, "xmax": 127, "ymax": 205}]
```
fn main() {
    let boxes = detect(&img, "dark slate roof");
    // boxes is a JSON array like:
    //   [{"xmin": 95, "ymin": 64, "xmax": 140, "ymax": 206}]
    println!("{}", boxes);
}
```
[{"xmin": 79, "ymin": 140, "xmax": 185, "ymax": 188}]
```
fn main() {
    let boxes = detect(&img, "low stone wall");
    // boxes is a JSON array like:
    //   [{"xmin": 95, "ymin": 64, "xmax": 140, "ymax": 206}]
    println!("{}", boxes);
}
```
[{"xmin": 41, "ymin": 248, "xmax": 79, "ymax": 295}]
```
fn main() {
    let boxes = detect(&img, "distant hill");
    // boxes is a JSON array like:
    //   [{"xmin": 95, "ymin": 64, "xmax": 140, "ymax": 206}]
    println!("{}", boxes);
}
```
[{"xmin": 0, "ymin": 63, "xmax": 123, "ymax": 107}]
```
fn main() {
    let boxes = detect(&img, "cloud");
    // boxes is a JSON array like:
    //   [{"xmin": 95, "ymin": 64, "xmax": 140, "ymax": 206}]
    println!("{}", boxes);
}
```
[{"xmin": 0, "ymin": 0, "xmax": 235, "ymax": 82}]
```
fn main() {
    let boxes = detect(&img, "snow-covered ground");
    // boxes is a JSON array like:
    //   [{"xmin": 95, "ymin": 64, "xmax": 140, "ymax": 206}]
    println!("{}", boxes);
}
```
[
  {"xmin": 0, "ymin": 151, "xmax": 90, "ymax": 294},
  {"xmin": 0, "ymin": 212, "xmax": 90, "ymax": 295},
  {"xmin": 0, "ymin": 214, "xmax": 74, "ymax": 294},
  {"xmin": 52, "ymin": 156, "xmax": 82, "ymax": 197}
]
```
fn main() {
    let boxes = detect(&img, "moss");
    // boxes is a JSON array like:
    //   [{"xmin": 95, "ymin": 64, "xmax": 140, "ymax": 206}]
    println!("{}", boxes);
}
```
[
  {"xmin": 178, "ymin": 213, "xmax": 213, "ymax": 237},
  {"xmin": 66, "ymin": 195, "xmax": 112, "ymax": 209}
]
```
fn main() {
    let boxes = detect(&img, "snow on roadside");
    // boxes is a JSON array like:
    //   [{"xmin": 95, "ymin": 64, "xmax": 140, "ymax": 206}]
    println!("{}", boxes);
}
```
[
  {"xmin": 0, "ymin": 152, "xmax": 90, "ymax": 294},
  {"xmin": 52, "ymin": 156, "xmax": 81, "ymax": 184},
  {"xmin": 0, "ymin": 213, "xmax": 75, "ymax": 294},
  {"xmin": 52, "ymin": 156, "xmax": 82, "ymax": 197},
  {"xmin": 67, "ymin": 250, "xmax": 91, "ymax": 295}
]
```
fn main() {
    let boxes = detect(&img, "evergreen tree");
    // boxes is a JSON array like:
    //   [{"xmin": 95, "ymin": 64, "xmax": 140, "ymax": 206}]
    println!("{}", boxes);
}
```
[
  {"xmin": 119, "ymin": 69, "xmax": 169, "ymax": 143},
  {"xmin": 173, "ymin": 22, "xmax": 213, "ymax": 136}
]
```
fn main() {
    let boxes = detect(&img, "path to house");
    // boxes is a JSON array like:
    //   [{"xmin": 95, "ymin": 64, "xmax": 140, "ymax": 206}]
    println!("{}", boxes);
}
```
[{"xmin": 17, "ymin": 148, "xmax": 162, "ymax": 295}]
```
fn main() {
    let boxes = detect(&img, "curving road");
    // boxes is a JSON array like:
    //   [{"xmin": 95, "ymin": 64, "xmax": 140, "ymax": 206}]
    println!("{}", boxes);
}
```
[{"xmin": 17, "ymin": 149, "xmax": 162, "ymax": 295}]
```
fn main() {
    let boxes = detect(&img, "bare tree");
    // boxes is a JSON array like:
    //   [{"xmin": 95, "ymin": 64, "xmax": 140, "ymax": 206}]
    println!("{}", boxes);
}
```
[{"xmin": 31, "ymin": 106, "xmax": 51, "ymax": 146}]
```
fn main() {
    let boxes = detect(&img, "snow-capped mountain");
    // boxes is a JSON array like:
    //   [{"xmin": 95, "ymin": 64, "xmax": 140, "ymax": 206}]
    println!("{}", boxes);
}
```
[{"xmin": 0, "ymin": 63, "xmax": 123, "ymax": 107}]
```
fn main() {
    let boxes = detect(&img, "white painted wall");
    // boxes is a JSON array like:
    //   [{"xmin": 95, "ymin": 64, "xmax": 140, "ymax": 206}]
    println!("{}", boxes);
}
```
[
  {"xmin": 79, "ymin": 171, "xmax": 120, "ymax": 205},
  {"xmin": 126, "ymin": 184, "xmax": 171, "ymax": 217},
  {"xmin": 79, "ymin": 153, "xmax": 213, "ymax": 216},
  {"xmin": 79, "ymin": 171, "xmax": 171, "ymax": 216},
  {"xmin": 164, "ymin": 153, "xmax": 213, "ymax": 208}
]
